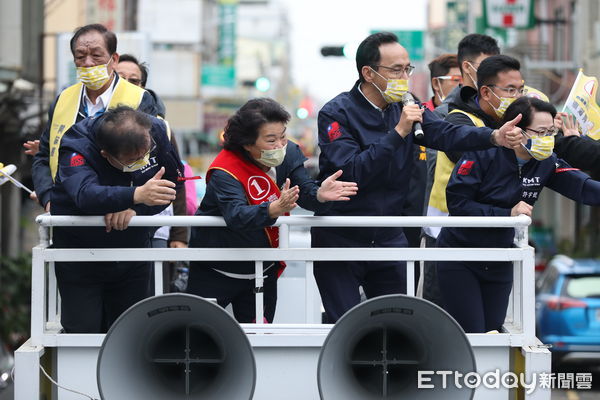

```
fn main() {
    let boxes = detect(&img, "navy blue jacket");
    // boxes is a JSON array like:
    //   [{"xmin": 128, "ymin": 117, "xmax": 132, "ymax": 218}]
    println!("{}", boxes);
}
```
[
  {"xmin": 33, "ymin": 75, "xmax": 159, "ymax": 208},
  {"xmin": 51, "ymin": 115, "xmax": 183, "ymax": 249},
  {"xmin": 438, "ymin": 148, "xmax": 600, "ymax": 249},
  {"xmin": 555, "ymin": 134, "xmax": 600, "ymax": 178},
  {"xmin": 190, "ymin": 141, "xmax": 329, "ymax": 273},
  {"xmin": 312, "ymin": 81, "xmax": 497, "ymax": 246}
]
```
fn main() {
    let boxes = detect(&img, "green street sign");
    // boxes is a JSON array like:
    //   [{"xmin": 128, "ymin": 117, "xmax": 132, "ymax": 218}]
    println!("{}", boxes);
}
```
[
  {"xmin": 483, "ymin": 0, "xmax": 535, "ymax": 30},
  {"xmin": 371, "ymin": 30, "xmax": 424, "ymax": 61},
  {"xmin": 202, "ymin": 64, "xmax": 236, "ymax": 88}
]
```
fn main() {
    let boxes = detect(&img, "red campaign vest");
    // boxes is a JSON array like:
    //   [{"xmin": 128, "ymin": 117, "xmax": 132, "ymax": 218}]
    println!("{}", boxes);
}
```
[{"xmin": 207, "ymin": 149, "xmax": 287, "ymax": 275}]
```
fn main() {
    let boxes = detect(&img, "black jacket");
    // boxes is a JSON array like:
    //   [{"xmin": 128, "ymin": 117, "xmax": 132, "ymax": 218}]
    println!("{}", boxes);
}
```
[
  {"xmin": 190, "ymin": 141, "xmax": 329, "ymax": 274},
  {"xmin": 33, "ymin": 75, "xmax": 159, "ymax": 208},
  {"xmin": 444, "ymin": 85, "xmax": 500, "ymax": 162},
  {"xmin": 554, "ymin": 134, "xmax": 600, "ymax": 178},
  {"xmin": 51, "ymin": 115, "xmax": 182, "ymax": 249},
  {"xmin": 438, "ymin": 147, "xmax": 600, "ymax": 249},
  {"xmin": 312, "ymin": 81, "xmax": 497, "ymax": 246}
]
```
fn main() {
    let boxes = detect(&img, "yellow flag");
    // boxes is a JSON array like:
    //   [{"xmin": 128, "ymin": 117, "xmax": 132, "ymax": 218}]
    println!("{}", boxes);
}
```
[
  {"xmin": 524, "ymin": 85, "xmax": 549, "ymax": 102},
  {"xmin": 563, "ymin": 69, "xmax": 600, "ymax": 140}
]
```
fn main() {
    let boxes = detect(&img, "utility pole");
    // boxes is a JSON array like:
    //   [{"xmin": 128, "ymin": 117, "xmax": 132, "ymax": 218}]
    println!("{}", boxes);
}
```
[{"xmin": 0, "ymin": 0, "xmax": 44, "ymax": 259}]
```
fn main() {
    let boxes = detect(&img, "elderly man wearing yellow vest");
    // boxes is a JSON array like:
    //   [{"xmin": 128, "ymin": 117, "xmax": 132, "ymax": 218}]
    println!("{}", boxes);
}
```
[
  {"xmin": 421, "ymin": 55, "xmax": 526, "ymax": 306},
  {"xmin": 32, "ymin": 24, "xmax": 158, "ymax": 211}
]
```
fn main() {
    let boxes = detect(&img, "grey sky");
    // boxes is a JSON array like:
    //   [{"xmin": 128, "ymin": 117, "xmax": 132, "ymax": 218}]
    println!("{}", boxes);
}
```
[{"xmin": 277, "ymin": 0, "xmax": 427, "ymax": 103}]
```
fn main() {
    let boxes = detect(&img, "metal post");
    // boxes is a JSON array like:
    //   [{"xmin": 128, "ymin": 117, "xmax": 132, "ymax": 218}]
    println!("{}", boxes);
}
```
[
  {"xmin": 255, "ymin": 260, "xmax": 264, "ymax": 324},
  {"xmin": 30, "ymin": 247, "xmax": 46, "ymax": 345},
  {"xmin": 279, "ymin": 223, "xmax": 289, "ymax": 248},
  {"xmin": 406, "ymin": 261, "xmax": 415, "ymax": 297},
  {"xmin": 305, "ymin": 261, "xmax": 315, "ymax": 323},
  {"xmin": 38, "ymin": 217, "xmax": 50, "ymax": 246},
  {"xmin": 522, "ymin": 343, "xmax": 552, "ymax": 399},
  {"xmin": 521, "ymin": 247, "xmax": 537, "ymax": 343},
  {"xmin": 514, "ymin": 224, "xmax": 529, "ymax": 248},
  {"xmin": 14, "ymin": 340, "xmax": 44, "ymax": 400},
  {"xmin": 154, "ymin": 261, "xmax": 163, "ymax": 296},
  {"xmin": 48, "ymin": 261, "xmax": 58, "ymax": 324},
  {"xmin": 512, "ymin": 260, "xmax": 523, "ymax": 332}
]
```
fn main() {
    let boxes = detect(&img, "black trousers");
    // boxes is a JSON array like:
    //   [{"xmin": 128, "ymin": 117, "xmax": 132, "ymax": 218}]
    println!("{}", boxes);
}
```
[
  {"xmin": 422, "ymin": 234, "xmax": 444, "ymax": 308},
  {"xmin": 436, "ymin": 260, "xmax": 513, "ymax": 333},
  {"xmin": 314, "ymin": 260, "xmax": 407, "ymax": 323},
  {"xmin": 55, "ymin": 260, "xmax": 152, "ymax": 333},
  {"xmin": 187, "ymin": 263, "xmax": 278, "ymax": 323}
]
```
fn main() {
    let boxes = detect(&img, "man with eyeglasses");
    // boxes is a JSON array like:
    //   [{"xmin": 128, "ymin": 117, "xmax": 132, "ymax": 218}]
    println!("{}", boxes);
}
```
[
  {"xmin": 311, "ymin": 32, "xmax": 524, "ymax": 323},
  {"xmin": 422, "ymin": 55, "xmax": 525, "ymax": 303},
  {"xmin": 50, "ymin": 106, "xmax": 183, "ymax": 333},
  {"xmin": 420, "ymin": 34, "xmax": 501, "ymax": 305},
  {"xmin": 115, "ymin": 54, "xmax": 167, "ymax": 118},
  {"xmin": 435, "ymin": 34, "xmax": 500, "ymax": 118},
  {"xmin": 423, "ymin": 54, "xmax": 462, "ymax": 111},
  {"xmin": 31, "ymin": 24, "xmax": 159, "ymax": 214},
  {"xmin": 401, "ymin": 57, "xmax": 461, "ymax": 252},
  {"xmin": 436, "ymin": 96, "xmax": 600, "ymax": 333},
  {"xmin": 115, "ymin": 54, "xmax": 190, "ymax": 285}
]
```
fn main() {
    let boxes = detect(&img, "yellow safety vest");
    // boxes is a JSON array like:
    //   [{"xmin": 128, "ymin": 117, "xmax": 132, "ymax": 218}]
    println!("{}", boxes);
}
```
[
  {"xmin": 49, "ymin": 78, "xmax": 145, "ymax": 180},
  {"xmin": 427, "ymin": 109, "xmax": 485, "ymax": 213}
]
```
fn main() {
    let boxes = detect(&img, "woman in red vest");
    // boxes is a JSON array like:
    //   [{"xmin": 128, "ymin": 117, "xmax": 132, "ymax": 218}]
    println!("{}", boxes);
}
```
[{"xmin": 187, "ymin": 98, "xmax": 358, "ymax": 322}]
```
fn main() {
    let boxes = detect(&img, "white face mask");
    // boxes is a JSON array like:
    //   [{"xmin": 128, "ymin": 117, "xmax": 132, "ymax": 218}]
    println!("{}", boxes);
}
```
[
  {"xmin": 258, "ymin": 144, "xmax": 287, "ymax": 168},
  {"xmin": 434, "ymin": 78, "xmax": 447, "ymax": 103},
  {"xmin": 466, "ymin": 61, "xmax": 478, "ymax": 87}
]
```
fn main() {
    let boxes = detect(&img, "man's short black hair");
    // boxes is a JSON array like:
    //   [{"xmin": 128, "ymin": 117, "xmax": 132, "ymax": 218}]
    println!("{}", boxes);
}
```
[
  {"xmin": 457, "ymin": 34, "xmax": 500, "ymax": 72},
  {"xmin": 96, "ymin": 106, "xmax": 152, "ymax": 158},
  {"xmin": 118, "ymin": 53, "xmax": 149, "ymax": 87},
  {"xmin": 355, "ymin": 32, "xmax": 399, "ymax": 83},
  {"xmin": 502, "ymin": 97, "xmax": 557, "ymax": 129},
  {"xmin": 70, "ymin": 23, "xmax": 117, "ymax": 56},
  {"xmin": 477, "ymin": 55, "xmax": 521, "ymax": 89},
  {"xmin": 223, "ymin": 98, "xmax": 290, "ymax": 154}
]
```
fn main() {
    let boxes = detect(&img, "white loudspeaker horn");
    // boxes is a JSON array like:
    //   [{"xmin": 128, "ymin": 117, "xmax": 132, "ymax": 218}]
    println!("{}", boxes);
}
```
[
  {"xmin": 97, "ymin": 294, "xmax": 256, "ymax": 400},
  {"xmin": 318, "ymin": 295, "xmax": 476, "ymax": 400}
]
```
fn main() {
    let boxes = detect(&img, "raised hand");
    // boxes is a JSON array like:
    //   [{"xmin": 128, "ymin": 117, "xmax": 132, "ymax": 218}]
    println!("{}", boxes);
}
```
[
  {"xmin": 316, "ymin": 169, "xmax": 358, "ymax": 202},
  {"xmin": 23, "ymin": 140, "xmax": 40, "ymax": 156},
  {"xmin": 133, "ymin": 167, "xmax": 176, "ymax": 206},
  {"xmin": 495, "ymin": 114, "xmax": 523, "ymax": 149},
  {"xmin": 560, "ymin": 113, "xmax": 580, "ymax": 137},
  {"xmin": 394, "ymin": 104, "xmax": 424, "ymax": 138},
  {"xmin": 268, "ymin": 178, "xmax": 299, "ymax": 218}
]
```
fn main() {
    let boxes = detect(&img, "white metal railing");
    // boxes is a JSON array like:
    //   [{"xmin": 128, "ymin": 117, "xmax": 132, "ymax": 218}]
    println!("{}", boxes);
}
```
[{"xmin": 32, "ymin": 214, "xmax": 535, "ymax": 349}]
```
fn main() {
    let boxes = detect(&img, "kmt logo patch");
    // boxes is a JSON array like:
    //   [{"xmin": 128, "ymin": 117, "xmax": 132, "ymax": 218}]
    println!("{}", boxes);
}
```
[
  {"xmin": 70, "ymin": 153, "xmax": 85, "ymax": 167},
  {"xmin": 327, "ymin": 121, "xmax": 342, "ymax": 142},
  {"xmin": 457, "ymin": 160, "xmax": 474, "ymax": 175}
]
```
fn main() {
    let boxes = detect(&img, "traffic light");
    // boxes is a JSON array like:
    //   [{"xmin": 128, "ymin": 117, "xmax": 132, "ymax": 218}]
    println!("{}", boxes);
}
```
[
  {"xmin": 320, "ymin": 44, "xmax": 357, "ymax": 58},
  {"xmin": 241, "ymin": 77, "xmax": 271, "ymax": 92},
  {"xmin": 296, "ymin": 107, "xmax": 309, "ymax": 119},
  {"xmin": 320, "ymin": 46, "xmax": 345, "ymax": 57},
  {"xmin": 255, "ymin": 77, "xmax": 271, "ymax": 92}
]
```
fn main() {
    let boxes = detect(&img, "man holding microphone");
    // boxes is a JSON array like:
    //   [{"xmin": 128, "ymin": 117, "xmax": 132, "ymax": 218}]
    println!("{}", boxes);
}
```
[{"xmin": 312, "ymin": 31, "xmax": 524, "ymax": 322}]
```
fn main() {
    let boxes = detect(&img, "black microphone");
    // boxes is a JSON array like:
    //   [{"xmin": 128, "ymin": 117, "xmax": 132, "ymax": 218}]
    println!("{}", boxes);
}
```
[{"xmin": 401, "ymin": 92, "xmax": 424, "ymax": 139}]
